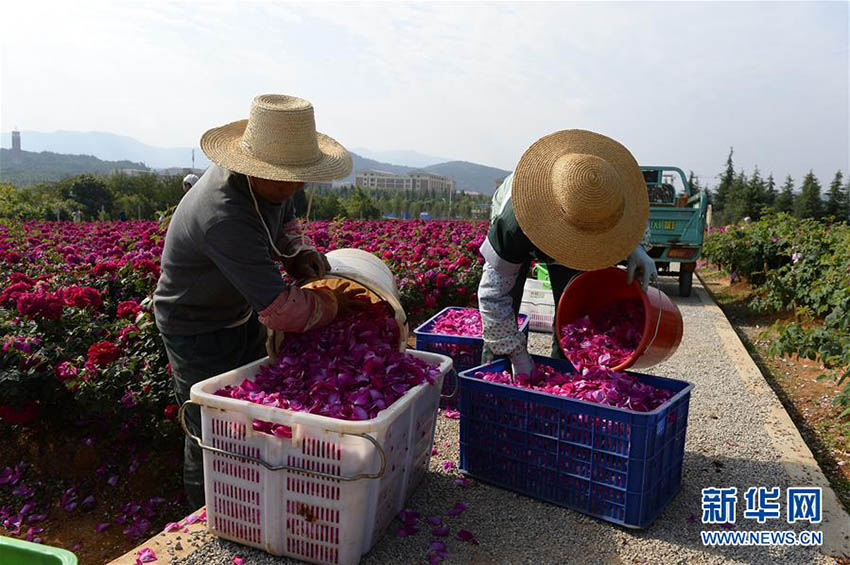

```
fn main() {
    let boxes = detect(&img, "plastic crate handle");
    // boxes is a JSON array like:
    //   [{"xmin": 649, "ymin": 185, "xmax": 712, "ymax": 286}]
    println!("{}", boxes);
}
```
[
  {"xmin": 179, "ymin": 401, "xmax": 387, "ymax": 481},
  {"xmin": 440, "ymin": 369, "xmax": 459, "ymax": 399}
]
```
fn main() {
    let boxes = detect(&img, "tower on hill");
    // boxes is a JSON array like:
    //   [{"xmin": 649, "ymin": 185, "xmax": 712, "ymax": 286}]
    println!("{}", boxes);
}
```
[{"xmin": 11, "ymin": 130, "xmax": 21, "ymax": 154}]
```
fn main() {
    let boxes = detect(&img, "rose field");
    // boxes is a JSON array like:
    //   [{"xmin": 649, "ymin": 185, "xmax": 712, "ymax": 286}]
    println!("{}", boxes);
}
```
[
  {"xmin": 0, "ymin": 219, "xmax": 487, "ymax": 563},
  {"xmin": 3, "ymin": 214, "xmax": 850, "ymax": 564}
]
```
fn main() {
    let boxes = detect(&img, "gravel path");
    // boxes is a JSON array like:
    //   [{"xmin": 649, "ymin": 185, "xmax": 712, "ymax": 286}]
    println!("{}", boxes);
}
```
[{"xmin": 167, "ymin": 279, "xmax": 840, "ymax": 565}]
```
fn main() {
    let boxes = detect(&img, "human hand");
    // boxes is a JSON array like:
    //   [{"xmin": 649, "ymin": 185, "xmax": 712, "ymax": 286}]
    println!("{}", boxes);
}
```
[
  {"xmin": 510, "ymin": 350, "xmax": 534, "ymax": 379},
  {"xmin": 285, "ymin": 249, "xmax": 331, "ymax": 282},
  {"xmin": 626, "ymin": 246, "xmax": 657, "ymax": 292},
  {"xmin": 330, "ymin": 281, "xmax": 370, "ymax": 316},
  {"xmin": 266, "ymin": 328, "xmax": 285, "ymax": 360}
]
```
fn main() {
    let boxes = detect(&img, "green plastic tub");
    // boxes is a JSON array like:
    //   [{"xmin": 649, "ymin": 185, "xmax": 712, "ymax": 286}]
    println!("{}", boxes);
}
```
[
  {"xmin": 0, "ymin": 536, "xmax": 78, "ymax": 565},
  {"xmin": 532, "ymin": 263, "xmax": 552, "ymax": 289}
]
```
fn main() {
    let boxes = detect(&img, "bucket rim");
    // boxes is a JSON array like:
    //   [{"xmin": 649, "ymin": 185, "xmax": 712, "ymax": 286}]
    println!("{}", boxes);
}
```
[{"xmin": 555, "ymin": 267, "xmax": 663, "ymax": 371}]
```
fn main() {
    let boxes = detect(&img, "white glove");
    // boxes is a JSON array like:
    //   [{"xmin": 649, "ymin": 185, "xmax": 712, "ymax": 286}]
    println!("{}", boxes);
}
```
[
  {"xmin": 627, "ymin": 246, "xmax": 657, "ymax": 292},
  {"xmin": 510, "ymin": 350, "xmax": 534, "ymax": 378}
]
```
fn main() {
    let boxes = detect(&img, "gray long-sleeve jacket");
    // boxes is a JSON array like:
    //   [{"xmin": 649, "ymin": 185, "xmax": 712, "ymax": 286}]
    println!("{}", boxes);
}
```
[{"xmin": 153, "ymin": 164, "xmax": 302, "ymax": 335}]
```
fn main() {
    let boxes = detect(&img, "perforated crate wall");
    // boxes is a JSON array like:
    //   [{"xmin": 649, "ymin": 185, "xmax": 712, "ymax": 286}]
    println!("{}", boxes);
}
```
[
  {"xmin": 198, "ymin": 359, "xmax": 446, "ymax": 565},
  {"xmin": 458, "ymin": 356, "xmax": 692, "ymax": 529}
]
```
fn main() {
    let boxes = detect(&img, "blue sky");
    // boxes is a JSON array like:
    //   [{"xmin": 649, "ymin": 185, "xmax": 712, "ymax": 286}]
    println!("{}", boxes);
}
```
[{"xmin": 1, "ymin": 1, "xmax": 847, "ymax": 187}]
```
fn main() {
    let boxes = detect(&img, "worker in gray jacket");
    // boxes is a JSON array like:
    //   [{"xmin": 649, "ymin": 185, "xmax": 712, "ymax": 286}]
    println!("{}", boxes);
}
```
[
  {"xmin": 478, "ymin": 130, "xmax": 656, "ymax": 376},
  {"xmin": 154, "ymin": 94, "xmax": 354, "ymax": 508}
]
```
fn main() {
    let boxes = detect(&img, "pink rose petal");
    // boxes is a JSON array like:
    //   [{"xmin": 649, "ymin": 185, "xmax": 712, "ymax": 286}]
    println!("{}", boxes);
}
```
[
  {"xmin": 456, "ymin": 529, "xmax": 479, "ymax": 544},
  {"xmin": 135, "ymin": 547, "xmax": 156, "ymax": 563},
  {"xmin": 446, "ymin": 502, "xmax": 467, "ymax": 516}
]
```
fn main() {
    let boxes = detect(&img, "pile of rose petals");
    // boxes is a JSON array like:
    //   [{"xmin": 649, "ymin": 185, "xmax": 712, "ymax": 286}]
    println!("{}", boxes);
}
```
[
  {"xmin": 478, "ymin": 364, "xmax": 672, "ymax": 412},
  {"xmin": 558, "ymin": 299, "xmax": 644, "ymax": 370},
  {"xmin": 430, "ymin": 308, "xmax": 523, "ymax": 337},
  {"xmin": 215, "ymin": 297, "xmax": 439, "ymax": 425}
]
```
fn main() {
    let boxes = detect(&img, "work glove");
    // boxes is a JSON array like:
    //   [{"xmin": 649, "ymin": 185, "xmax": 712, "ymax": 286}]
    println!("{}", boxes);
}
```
[
  {"xmin": 284, "ymin": 249, "xmax": 331, "ymax": 282},
  {"xmin": 330, "ymin": 281, "xmax": 370, "ymax": 316},
  {"xmin": 510, "ymin": 350, "xmax": 534, "ymax": 379},
  {"xmin": 481, "ymin": 344, "xmax": 496, "ymax": 365},
  {"xmin": 626, "ymin": 246, "xmax": 658, "ymax": 292},
  {"xmin": 266, "ymin": 328, "xmax": 286, "ymax": 361}
]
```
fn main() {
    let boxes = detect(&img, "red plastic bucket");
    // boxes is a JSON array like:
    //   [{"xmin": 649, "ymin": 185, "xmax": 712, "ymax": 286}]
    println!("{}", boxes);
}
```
[{"xmin": 555, "ymin": 267, "xmax": 683, "ymax": 370}]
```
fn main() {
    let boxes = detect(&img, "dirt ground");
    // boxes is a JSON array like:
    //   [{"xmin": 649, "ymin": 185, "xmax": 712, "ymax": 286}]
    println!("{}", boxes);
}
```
[{"xmin": 0, "ymin": 425, "xmax": 187, "ymax": 564}]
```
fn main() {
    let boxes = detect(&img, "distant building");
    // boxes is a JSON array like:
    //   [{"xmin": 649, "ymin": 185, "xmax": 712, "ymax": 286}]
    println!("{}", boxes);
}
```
[
  {"xmin": 157, "ymin": 167, "xmax": 205, "ymax": 177},
  {"xmin": 114, "ymin": 168, "xmax": 150, "ymax": 177},
  {"xmin": 11, "ymin": 130, "xmax": 21, "ymax": 154},
  {"xmin": 355, "ymin": 170, "xmax": 454, "ymax": 197}
]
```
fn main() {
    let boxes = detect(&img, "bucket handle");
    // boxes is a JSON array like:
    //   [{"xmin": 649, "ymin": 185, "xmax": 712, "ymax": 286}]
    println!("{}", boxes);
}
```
[
  {"xmin": 179, "ymin": 401, "xmax": 387, "ymax": 481},
  {"xmin": 640, "ymin": 285, "xmax": 664, "ymax": 355}
]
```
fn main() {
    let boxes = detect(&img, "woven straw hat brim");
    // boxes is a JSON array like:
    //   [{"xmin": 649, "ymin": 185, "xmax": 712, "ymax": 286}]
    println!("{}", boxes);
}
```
[
  {"xmin": 513, "ymin": 130, "xmax": 648, "ymax": 271},
  {"xmin": 201, "ymin": 119, "xmax": 352, "ymax": 182}
]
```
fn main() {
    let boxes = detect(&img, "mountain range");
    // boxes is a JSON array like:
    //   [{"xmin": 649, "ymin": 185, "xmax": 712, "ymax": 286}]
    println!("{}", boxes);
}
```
[{"xmin": 0, "ymin": 131, "xmax": 510, "ymax": 194}]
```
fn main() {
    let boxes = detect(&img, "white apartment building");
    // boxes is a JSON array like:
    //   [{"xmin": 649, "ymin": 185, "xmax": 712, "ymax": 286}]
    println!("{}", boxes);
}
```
[{"xmin": 355, "ymin": 170, "xmax": 455, "ymax": 197}]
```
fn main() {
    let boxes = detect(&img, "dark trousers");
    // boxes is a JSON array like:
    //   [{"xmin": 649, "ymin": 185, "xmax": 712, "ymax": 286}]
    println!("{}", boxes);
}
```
[
  {"xmin": 160, "ymin": 313, "xmax": 267, "ymax": 509},
  {"xmin": 507, "ymin": 261, "xmax": 580, "ymax": 359}
]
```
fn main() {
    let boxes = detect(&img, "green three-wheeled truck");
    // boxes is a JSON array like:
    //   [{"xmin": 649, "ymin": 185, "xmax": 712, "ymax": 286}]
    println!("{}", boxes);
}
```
[{"xmin": 641, "ymin": 166, "xmax": 708, "ymax": 297}]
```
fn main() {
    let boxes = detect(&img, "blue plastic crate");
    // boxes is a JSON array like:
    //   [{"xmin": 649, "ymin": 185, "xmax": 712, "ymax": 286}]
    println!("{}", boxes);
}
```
[
  {"xmin": 414, "ymin": 307, "xmax": 529, "ymax": 407},
  {"xmin": 458, "ymin": 355, "xmax": 693, "ymax": 529},
  {"xmin": 414, "ymin": 307, "xmax": 529, "ymax": 373}
]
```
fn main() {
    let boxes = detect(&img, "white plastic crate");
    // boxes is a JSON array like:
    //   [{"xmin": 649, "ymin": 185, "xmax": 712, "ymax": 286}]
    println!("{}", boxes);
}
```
[
  {"xmin": 520, "ymin": 279, "xmax": 556, "ymax": 333},
  {"xmin": 186, "ymin": 349, "xmax": 452, "ymax": 565}
]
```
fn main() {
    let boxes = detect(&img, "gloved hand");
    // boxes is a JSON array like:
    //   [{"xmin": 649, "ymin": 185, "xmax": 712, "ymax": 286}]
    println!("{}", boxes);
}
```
[
  {"xmin": 266, "ymin": 328, "xmax": 286, "ymax": 361},
  {"xmin": 284, "ymin": 249, "xmax": 331, "ymax": 282},
  {"xmin": 330, "ymin": 281, "xmax": 370, "ymax": 315},
  {"xmin": 481, "ymin": 344, "xmax": 496, "ymax": 365},
  {"xmin": 627, "ymin": 246, "xmax": 658, "ymax": 292},
  {"xmin": 510, "ymin": 350, "xmax": 534, "ymax": 379}
]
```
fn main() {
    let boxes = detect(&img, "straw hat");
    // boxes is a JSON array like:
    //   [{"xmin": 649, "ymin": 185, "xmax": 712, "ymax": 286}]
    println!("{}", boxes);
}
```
[
  {"xmin": 200, "ymin": 94, "xmax": 352, "ymax": 182},
  {"xmin": 512, "ymin": 129, "xmax": 648, "ymax": 271}
]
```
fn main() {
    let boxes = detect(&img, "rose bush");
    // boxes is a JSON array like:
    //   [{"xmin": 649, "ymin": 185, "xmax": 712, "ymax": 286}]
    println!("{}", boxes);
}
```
[
  {"xmin": 703, "ymin": 213, "xmax": 850, "ymax": 414},
  {"xmin": 0, "ymin": 218, "xmax": 488, "ymax": 432}
]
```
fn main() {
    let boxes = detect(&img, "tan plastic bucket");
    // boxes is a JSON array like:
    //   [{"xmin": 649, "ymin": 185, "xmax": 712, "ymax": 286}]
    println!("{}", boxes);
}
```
[{"xmin": 302, "ymin": 248, "xmax": 408, "ymax": 350}]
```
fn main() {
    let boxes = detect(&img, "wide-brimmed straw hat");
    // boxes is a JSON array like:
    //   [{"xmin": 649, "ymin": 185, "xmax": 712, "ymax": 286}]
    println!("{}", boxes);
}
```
[
  {"xmin": 200, "ymin": 94, "xmax": 352, "ymax": 182},
  {"xmin": 512, "ymin": 129, "xmax": 648, "ymax": 271}
]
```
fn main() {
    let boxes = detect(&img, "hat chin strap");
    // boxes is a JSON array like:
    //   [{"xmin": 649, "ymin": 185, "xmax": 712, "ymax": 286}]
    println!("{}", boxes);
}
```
[{"xmin": 246, "ymin": 176, "xmax": 309, "ymax": 259}]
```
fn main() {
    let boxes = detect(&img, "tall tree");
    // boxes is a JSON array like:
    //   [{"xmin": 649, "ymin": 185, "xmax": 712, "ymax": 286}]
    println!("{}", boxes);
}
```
[
  {"xmin": 774, "ymin": 175, "xmax": 795, "ymax": 213},
  {"xmin": 728, "ymin": 169, "xmax": 752, "ymax": 221},
  {"xmin": 687, "ymin": 170, "xmax": 699, "ymax": 192},
  {"xmin": 67, "ymin": 174, "xmax": 113, "ymax": 219},
  {"xmin": 764, "ymin": 173, "xmax": 776, "ymax": 207},
  {"xmin": 713, "ymin": 148, "xmax": 735, "ymax": 218},
  {"xmin": 824, "ymin": 170, "xmax": 846, "ymax": 219},
  {"xmin": 795, "ymin": 171, "xmax": 823, "ymax": 220}
]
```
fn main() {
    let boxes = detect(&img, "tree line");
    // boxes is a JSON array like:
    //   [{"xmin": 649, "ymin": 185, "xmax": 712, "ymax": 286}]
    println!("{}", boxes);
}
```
[
  {"xmin": 301, "ymin": 185, "xmax": 490, "ymax": 221},
  {"xmin": 0, "ymin": 172, "xmax": 183, "ymax": 221},
  {"xmin": 0, "ymin": 172, "xmax": 492, "ymax": 221},
  {"xmin": 708, "ymin": 148, "xmax": 848, "ymax": 225}
]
